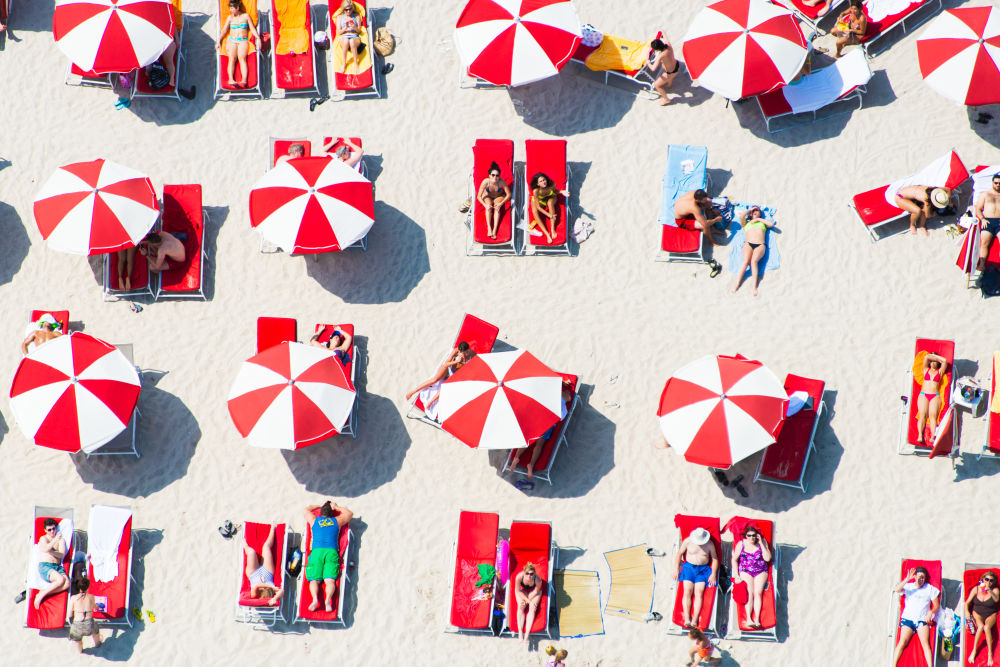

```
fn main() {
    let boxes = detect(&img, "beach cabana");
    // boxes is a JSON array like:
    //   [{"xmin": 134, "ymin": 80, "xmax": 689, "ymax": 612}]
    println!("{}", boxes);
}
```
[{"xmin": 916, "ymin": 6, "xmax": 1000, "ymax": 107}]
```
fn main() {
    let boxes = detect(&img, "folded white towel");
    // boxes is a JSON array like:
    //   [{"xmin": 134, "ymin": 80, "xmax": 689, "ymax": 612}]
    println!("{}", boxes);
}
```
[
  {"xmin": 865, "ymin": 0, "xmax": 918, "ymax": 22},
  {"xmin": 88, "ymin": 506, "xmax": 131, "ymax": 583},
  {"xmin": 885, "ymin": 152, "xmax": 955, "ymax": 206}
]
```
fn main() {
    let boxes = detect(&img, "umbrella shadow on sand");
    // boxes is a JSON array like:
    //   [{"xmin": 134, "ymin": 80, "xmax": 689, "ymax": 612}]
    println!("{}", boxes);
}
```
[
  {"xmin": 304, "ymin": 201, "xmax": 429, "ymax": 304},
  {"xmin": 507, "ymin": 72, "xmax": 637, "ymax": 136},
  {"xmin": 0, "ymin": 201, "xmax": 30, "ymax": 286},
  {"xmin": 73, "ymin": 378, "xmax": 200, "ymax": 497},
  {"xmin": 969, "ymin": 104, "xmax": 1000, "ymax": 149}
]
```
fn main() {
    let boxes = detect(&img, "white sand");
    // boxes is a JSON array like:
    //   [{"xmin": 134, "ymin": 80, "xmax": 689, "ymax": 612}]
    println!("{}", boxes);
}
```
[{"xmin": 1, "ymin": 0, "xmax": 999, "ymax": 664}]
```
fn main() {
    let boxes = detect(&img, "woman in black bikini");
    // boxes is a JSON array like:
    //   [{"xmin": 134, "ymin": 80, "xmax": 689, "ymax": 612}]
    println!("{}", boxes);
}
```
[
  {"xmin": 476, "ymin": 161, "xmax": 511, "ymax": 240},
  {"xmin": 513, "ymin": 562, "xmax": 544, "ymax": 643},
  {"xmin": 649, "ymin": 37, "xmax": 681, "ymax": 106},
  {"xmin": 966, "ymin": 571, "xmax": 1000, "ymax": 665}
]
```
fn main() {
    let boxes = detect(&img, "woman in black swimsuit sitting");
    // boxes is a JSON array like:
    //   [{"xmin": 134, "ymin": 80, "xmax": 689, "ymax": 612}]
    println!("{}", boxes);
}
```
[
  {"xmin": 649, "ymin": 37, "xmax": 681, "ymax": 106},
  {"xmin": 513, "ymin": 562, "xmax": 544, "ymax": 644},
  {"xmin": 966, "ymin": 571, "xmax": 1000, "ymax": 665},
  {"xmin": 476, "ymin": 161, "xmax": 511, "ymax": 240}
]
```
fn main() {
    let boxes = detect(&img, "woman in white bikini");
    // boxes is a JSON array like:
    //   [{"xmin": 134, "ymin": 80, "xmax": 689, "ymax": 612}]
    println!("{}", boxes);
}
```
[{"xmin": 244, "ymin": 524, "xmax": 284, "ymax": 605}]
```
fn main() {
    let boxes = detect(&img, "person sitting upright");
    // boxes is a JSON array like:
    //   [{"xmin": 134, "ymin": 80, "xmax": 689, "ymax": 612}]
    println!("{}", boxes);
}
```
[
  {"xmin": 895, "ymin": 186, "xmax": 951, "ymax": 236},
  {"xmin": 974, "ymin": 172, "xmax": 1000, "ymax": 272},
  {"xmin": 513, "ymin": 561, "xmax": 545, "ymax": 644},
  {"xmin": 674, "ymin": 527, "xmax": 718, "ymax": 629},
  {"xmin": 674, "ymin": 189, "xmax": 725, "ymax": 246},
  {"xmin": 529, "ymin": 172, "xmax": 564, "ymax": 244},
  {"xmin": 405, "ymin": 342, "xmax": 474, "ymax": 420},
  {"xmin": 276, "ymin": 143, "xmax": 306, "ymax": 165},
  {"xmin": 138, "ymin": 231, "xmax": 186, "ymax": 272},
  {"xmin": 916, "ymin": 352, "xmax": 948, "ymax": 446},
  {"xmin": 302, "ymin": 500, "xmax": 353, "ymax": 612},
  {"xmin": 891, "ymin": 567, "xmax": 939, "ymax": 667},
  {"xmin": 832, "ymin": 0, "xmax": 867, "ymax": 58},
  {"xmin": 68, "ymin": 577, "xmax": 103, "ymax": 653}
]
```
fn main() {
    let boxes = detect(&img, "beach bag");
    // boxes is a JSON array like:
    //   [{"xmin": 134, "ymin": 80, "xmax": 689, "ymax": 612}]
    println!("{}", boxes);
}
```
[
  {"xmin": 374, "ymin": 27, "xmax": 395, "ymax": 56},
  {"xmin": 982, "ymin": 267, "xmax": 1000, "ymax": 298},
  {"xmin": 146, "ymin": 62, "xmax": 169, "ymax": 90}
]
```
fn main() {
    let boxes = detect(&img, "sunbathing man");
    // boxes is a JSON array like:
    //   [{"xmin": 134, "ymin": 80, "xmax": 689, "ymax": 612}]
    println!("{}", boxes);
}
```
[
  {"xmin": 674, "ymin": 527, "xmax": 718, "ymax": 629},
  {"xmin": 675, "ymin": 189, "xmax": 725, "ymax": 246},
  {"xmin": 892, "ymin": 567, "xmax": 939, "ymax": 667},
  {"xmin": 405, "ymin": 342, "xmax": 474, "ymax": 421},
  {"xmin": 974, "ymin": 172, "xmax": 1000, "ymax": 271},
  {"xmin": 895, "ymin": 186, "xmax": 951, "ymax": 236},
  {"xmin": 648, "ymin": 37, "xmax": 680, "ymax": 106},
  {"xmin": 309, "ymin": 326, "xmax": 353, "ymax": 367},
  {"xmin": 276, "ymin": 143, "xmax": 306, "ymax": 165},
  {"xmin": 35, "ymin": 518, "xmax": 70, "ymax": 609},
  {"xmin": 302, "ymin": 501, "xmax": 353, "ymax": 612},
  {"xmin": 138, "ymin": 231, "xmax": 186, "ymax": 272},
  {"xmin": 321, "ymin": 137, "xmax": 364, "ymax": 170},
  {"xmin": 21, "ymin": 314, "xmax": 64, "ymax": 355}
]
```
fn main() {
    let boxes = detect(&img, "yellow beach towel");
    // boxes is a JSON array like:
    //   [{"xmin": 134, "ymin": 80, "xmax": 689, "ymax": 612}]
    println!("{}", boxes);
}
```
[
  {"xmin": 332, "ymin": 3, "xmax": 371, "ymax": 73},
  {"xmin": 604, "ymin": 545, "xmax": 654, "ymax": 622},
  {"xmin": 585, "ymin": 35, "xmax": 649, "ymax": 73},
  {"xmin": 992, "ymin": 352, "xmax": 1000, "ymax": 413},
  {"xmin": 275, "ymin": 0, "xmax": 309, "ymax": 55},
  {"xmin": 554, "ymin": 570, "xmax": 604, "ymax": 637}
]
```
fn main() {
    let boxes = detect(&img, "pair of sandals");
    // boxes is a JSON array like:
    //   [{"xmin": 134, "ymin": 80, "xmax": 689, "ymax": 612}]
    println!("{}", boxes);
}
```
[
  {"xmin": 708, "ymin": 259, "xmax": 722, "ymax": 278},
  {"xmin": 218, "ymin": 520, "xmax": 240, "ymax": 539},
  {"xmin": 713, "ymin": 470, "xmax": 749, "ymax": 497}
]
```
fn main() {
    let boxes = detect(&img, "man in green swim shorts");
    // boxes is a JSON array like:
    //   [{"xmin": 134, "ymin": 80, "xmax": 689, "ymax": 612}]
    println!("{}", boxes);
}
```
[{"xmin": 302, "ymin": 500, "xmax": 353, "ymax": 612}]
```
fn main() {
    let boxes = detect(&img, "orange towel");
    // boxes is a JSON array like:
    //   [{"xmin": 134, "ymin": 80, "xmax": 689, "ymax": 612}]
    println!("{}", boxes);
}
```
[
  {"xmin": 171, "ymin": 0, "xmax": 183, "ymax": 29},
  {"xmin": 275, "ymin": 0, "xmax": 309, "ymax": 55}
]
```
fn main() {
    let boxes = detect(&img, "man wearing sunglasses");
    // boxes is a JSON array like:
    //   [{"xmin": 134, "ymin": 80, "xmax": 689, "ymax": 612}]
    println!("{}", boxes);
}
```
[
  {"xmin": 974, "ymin": 172, "xmax": 1000, "ymax": 273},
  {"xmin": 35, "ymin": 518, "xmax": 70, "ymax": 609},
  {"xmin": 20, "ymin": 314, "xmax": 64, "ymax": 356}
]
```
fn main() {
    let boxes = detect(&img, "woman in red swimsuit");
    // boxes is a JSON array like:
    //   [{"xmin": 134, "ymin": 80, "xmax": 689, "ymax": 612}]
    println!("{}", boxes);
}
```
[{"xmin": 917, "ymin": 352, "xmax": 948, "ymax": 446}]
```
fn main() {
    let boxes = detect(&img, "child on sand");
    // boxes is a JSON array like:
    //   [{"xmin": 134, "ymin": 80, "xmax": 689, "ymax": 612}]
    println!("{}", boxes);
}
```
[
  {"xmin": 687, "ymin": 627, "xmax": 719, "ymax": 665},
  {"xmin": 545, "ymin": 647, "xmax": 568, "ymax": 666}
]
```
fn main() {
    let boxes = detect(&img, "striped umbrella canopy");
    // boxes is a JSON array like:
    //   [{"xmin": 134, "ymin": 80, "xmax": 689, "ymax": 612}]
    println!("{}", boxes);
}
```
[
  {"xmin": 32, "ymin": 158, "xmax": 159, "ymax": 255},
  {"xmin": 249, "ymin": 156, "xmax": 375, "ymax": 253},
  {"xmin": 455, "ymin": 0, "xmax": 582, "ymax": 87},
  {"xmin": 437, "ymin": 349, "xmax": 563, "ymax": 449},
  {"xmin": 682, "ymin": 0, "xmax": 809, "ymax": 100},
  {"xmin": 227, "ymin": 342, "xmax": 356, "ymax": 450},
  {"xmin": 9, "ymin": 333, "xmax": 141, "ymax": 453},
  {"xmin": 917, "ymin": 6, "xmax": 1000, "ymax": 106},
  {"xmin": 657, "ymin": 354, "xmax": 788, "ymax": 468},
  {"xmin": 54, "ymin": 0, "xmax": 176, "ymax": 74}
]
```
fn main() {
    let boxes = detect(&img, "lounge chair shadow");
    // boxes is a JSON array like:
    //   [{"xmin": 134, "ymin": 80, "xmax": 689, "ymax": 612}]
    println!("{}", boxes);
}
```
[
  {"xmin": 707, "ymin": 168, "xmax": 733, "ymax": 194},
  {"xmin": 95, "ymin": 528, "xmax": 165, "ymax": 661},
  {"xmin": 201, "ymin": 204, "xmax": 230, "ymax": 301},
  {"xmin": 304, "ymin": 201, "xmax": 429, "ymax": 304},
  {"xmin": 0, "ymin": 412, "xmax": 8, "ymax": 449},
  {"xmin": 554, "ymin": 545, "xmax": 585, "ymax": 569},
  {"xmin": 364, "ymin": 154, "xmax": 384, "ymax": 183},
  {"xmin": 5, "ymin": 0, "xmax": 53, "ymax": 32},
  {"xmin": 507, "ymin": 73, "xmax": 635, "ymax": 136},
  {"xmin": 969, "ymin": 103, "xmax": 1000, "ymax": 149},
  {"xmin": 772, "ymin": 543, "xmax": 805, "ymax": 643},
  {"xmin": 72, "ymin": 385, "xmax": 200, "ymax": 496},
  {"xmin": 126, "ymin": 13, "xmax": 217, "ymax": 126},
  {"xmin": 0, "ymin": 201, "xmax": 30, "ymax": 286}
]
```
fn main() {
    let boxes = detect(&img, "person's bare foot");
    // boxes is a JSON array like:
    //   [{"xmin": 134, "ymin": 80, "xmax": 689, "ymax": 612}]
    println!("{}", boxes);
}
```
[
  {"xmin": 308, "ymin": 600, "xmax": 320, "ymax": 611},
  {"xmin": 659, "ymin": 97, "xmax": 671, "ymax": 106},
  {"xmin": 228, "ymin": 78, "xmax": 237, "ymax": 86},
  {"xmin": 909, "ymin": 226, "xmax": 917, "ymax": 235},
  {"xmin": 525, "ymin": 464, "xmax": 533, "ymax": 479},
  {"xmin": 816, "ymin": 2, "xmax": 830, "ymax": 16},
  {"xmin": 325, "ymin": 601, "xmax": 333, "ymax": 612},
  {"xmin": 922, "ymin": 227, "xmax": 930, "ymax": 237},
  {"xmin": 237, "ymin": 79, "xmax": 247, "ymax": 87},
  {"xmin": 33, "ymin": 595, "xmax": 43, "ymax": 610},
  {"xmin": 124, "ymin": 277, "xmax": 131, "ymax": 291},
  {"xmin": 732, "ymin": 282, "xmax": 740, "ymax": 293},
  {"xmin": 753, "ymin": 287, "xmax": 759, "ymax": 297}
]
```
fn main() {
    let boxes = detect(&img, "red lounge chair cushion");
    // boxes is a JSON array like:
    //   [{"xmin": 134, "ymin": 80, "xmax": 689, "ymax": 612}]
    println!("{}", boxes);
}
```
[
  {"xmin": 136, "ymin": 46, "xmax": 179, "ymax": 95},
  {"xmin": 852, "ymin": 185, "xmax": 902, "ymax": 226},
  {"xmin": 257, "ymin": 317, "xmax": 297, "ymax": 352},
  {"xmin": 907, "ymin": 338, "xmax": 954, "ymax": 448},
  {"xmin": 159, "ymin": 184, "xmax": 203, "ymax": 293},
  {"xmin": 896, "ymin": 559, "xmax": 941, "ymax": 667},
  {"xmin": 506, "ymin": 522, "xmax": 551, "ymax": 634},
  {"xmin": 30, "ymin": 310, "xmax": 69, "ymax": 332},
  {"xmin": 472, "ymin": 139, "xmax": 515, "ymax": 245},
  {"xmin": 297, "ymin": 508, "xmax": 350, "ymax": 621},
  {"xmin": 238, "ymin": 522, "xmax": 285, "ymax": 606},
  {"xmin": 757, "ymin": 88, "xmax": 793, "ymax": 117},
  {"xmin": 450, "ymin": 511, "xmax": 500, "ymax": 629},
  {"xmin": 525, "ymin": 139, "xmax": 568, "ymax": 247},
  {"xmin": 219, "ymin": 37, "xmax": 260, "ymax": 90},
  {"xmin": 27, "ymin": 516, "xmax": 74, "ymax": 630},
  {"xmin": 88, "ymin": 516, "xmax": 131, "ymax": 620},
  {"xmin": 108, "ymin": 250, "xmax": 150, "ymax": 291},
  {"xmin": 759, "ymin": 374, "xmax": 825, "ymax": 482},
  {"xmin": 862, "ymin": 1, "xmax": 925, "ymax": 43},
  {"xmin": 724, "ymin": 516, "xmax": 776, "ymax": 631},
  {"xmin": 672, "ymin": 514, "xmax": 720, "ymax": 631},
  {"xmin": 273, "ymin": 139, "xmax": 312, "ymax": 166},
  {"xmin": 455, "ymin": 314, "xmax": 499, "ymax": 356},
  {"xmin": 272, "ymin": 0, "xmax": 314, "ymax": 90},
  {"xmin": 661, "ymin": 223, "xmax": 701, "ymax": 253}
]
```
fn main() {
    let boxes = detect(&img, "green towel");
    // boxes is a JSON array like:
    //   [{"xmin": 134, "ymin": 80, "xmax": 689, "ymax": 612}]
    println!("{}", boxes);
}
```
[{"xmin": 475, "ymin": 564, "xmax": 496, "ymax": 588}]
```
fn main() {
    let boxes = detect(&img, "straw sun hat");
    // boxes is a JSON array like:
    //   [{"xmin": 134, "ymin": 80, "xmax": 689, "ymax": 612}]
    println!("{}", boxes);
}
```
[
  {"xmin": 931, "ymin": 188, "xmax": 950, "ymax": 209},
  {"xmin": 690, "ymin": 527, "xmax": 711, "ymax": 546}
]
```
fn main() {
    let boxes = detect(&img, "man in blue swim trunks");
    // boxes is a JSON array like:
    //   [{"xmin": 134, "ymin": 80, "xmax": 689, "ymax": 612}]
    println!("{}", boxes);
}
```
[
  {"xmin": 673, "ymin": 527, "xmax": 718, "ymax": 629},
  {"xmin": 974, "ymin": 172, "xmax": 1000, "ymax": 272},
  {"xmin": 302, "ymin": 501, "xmax": 353, "ymax": 612},
  {"xmin": 35, "ymin": 518, "xmax": 70, "ymax": 609}
]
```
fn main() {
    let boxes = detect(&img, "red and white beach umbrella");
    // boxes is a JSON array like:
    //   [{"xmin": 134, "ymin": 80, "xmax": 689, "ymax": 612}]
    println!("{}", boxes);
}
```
[
  {"xmin": 657, "ymin": 354, "xmax": 787, "ymax": 468},
  {"xmin": 682, "ymin": 0, "xmax": 809, "ymax": 100},
  {"xmin": 437, "ymin": 349, "xmax": 563, "ymax": 450},
  {"xmin": 9, "ymin": 333, "xmax": 141, "ymax": 453},
  {"xmin": 249, "ymin": 157, "xmax": 375, "ymax": 254},
  {"xmin": 455, "ymin": 0, "xmax": 582, "ymax": 87},
  {"xmin": 33, "ymin": 158, "xmax": 159, "ymax": 256},
  {"xmin": 53, "ymin": 0, "xmax": 175, "ymax": 74},
  {"xmin": 917, "ymin": 6, "xmax": 1000, "ymax": 107},
  {"xmin": 227, "ymin": 342, "xmax": 356, "ymax": 450}
]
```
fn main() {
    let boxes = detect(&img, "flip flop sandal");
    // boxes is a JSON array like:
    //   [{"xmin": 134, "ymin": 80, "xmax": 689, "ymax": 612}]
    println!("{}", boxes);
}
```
[
  {"xmin": 13, "ymin": 590, "xmax": 25, "ymax": 604},
  {"xmin": 381, "ymin": 63, "xmax": 394, "ymax": 75},
  {"xmin": 458, "ymin": 197, "xmax": 472, "ymax": 213},
  {"xmin": 146, "ymin": 610, "xmax": 156, "ymax": 623},
  {"xmin": 712, "ymin": 469, "xmax": 730, "ymax": 487},
  {"xmin": 734, "ymin": 482, "xmax": 749, "ymax": 498},
  {"xmin": 179, "ymin": 86, "xmax": 196, "ymax": 100},
  {"xmin": 642, "ymin": 611, "xmax": 662, "ymax": 622},
  {"xmin": 514, "ymin": 480, "xmax": 535, "ymax": 491},
  {"xmin": 730, "ymin": 474, "xmax": 744, "ymax": 486},
  {"xmin": 218, "ymin": 520, "xmax": 235, "ymax": 538},
  {"xmin": 646, "ymin": 548, "xmax": 666, "ymax": 557},
  {"xmin": 132, "ymin": 607, "xmax": 143, "ymax": 620},
  {"xmin": 708, "ymin": 260, "xmax": 722, "ymax": 278},
  {"xmin": 128, "ymin": 303, "xmax": 143, "ymax": 313}
]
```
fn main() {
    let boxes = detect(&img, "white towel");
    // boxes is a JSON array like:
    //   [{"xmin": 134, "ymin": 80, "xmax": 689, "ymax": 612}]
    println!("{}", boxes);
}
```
[
  {"xmin": 973, "ymin": 166, "xmax": 1000, "ymax": 198},
  {"xmin": 780, "ymin": 49, "xmax": 871, "ymax": 115},
  {"xmin": 29, "ymin": 518, "xmax": 73, "ymax": 589},
  {"xmin": 88, "ymin": 506, "xmax": 131, "ymax": 583},
  {"xmin": 864, "ymin": 0, "xmax": 920, "ymax": 22},
  {"xmin": 885, "ymin": 152, "xmax": 954, "ymax": 206}
]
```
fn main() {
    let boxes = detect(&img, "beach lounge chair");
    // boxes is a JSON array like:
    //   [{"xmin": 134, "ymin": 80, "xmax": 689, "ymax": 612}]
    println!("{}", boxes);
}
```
[
  {"xmin": 445, "ymin": 510, "xmax": 499, "ymax": 633},
  {"xmin": 897, "ymin": 338, "xmax": 957, "ymax": 461},
  {"xmin": 103, "ymin": 247, "xmax": 154, "ymax": 302},
  {"xmin": 466, "ymin": 139, "xmax": 518, "ymax": 256},
  {"xmin": 155, "ymin": 184, "xmax": 207, "ymax": 300},
  {"xmin": 215, "ymin": 0, "xmax": 264, "ymax": 99},
  {"xmin": 770, "ymin": 0, "xmax": 847, "ymax": 34},
  {"xmin": 270, "ymin": 137, "xmax": 313, "ymax": 167},
  {"xmin": 502, "ymin": 373, "xmax": 579, "ymax": 485},
  {"xmin": 294, "ymin": 507, "xmax": 352, "ymax": 625},
  {"xmin": 87, "ymin": 505, "xmax": 134, "ymax": 628},
  {"xmin": 850, "ymin": 150, "xmax": 969, "ymax": 242},
  {"xmin": 755, "ymin": 49, "xmax": 871, "ymax": 133},
  {"xmin": 25, "ymin": 506, "xmax": 75, "ymax": 630},
  {"xmin": 668, "ymin": 514, "xmax": 721, "ymax": 636},
  {"xmin": 269, "ymin": 0, "xmax": 319, "ymax": 98},
  {"xmin": 1, "ymin": 0, "xmax": 9, "ymax": 41},
  {"xmin": 888, "ymin": 558, "xmax": 942, "ymax": 667},
  {"xmin": 723, "ymin": 516, "xmax": 778, "ymax": 641},
  {"xmin": 83, "ymin": 342, "xmax": 142, "ymax": 458},
  {"xmin": 568, "ymin": 29, "xmax": 659, "ymax": 97},
  {"xmin": 235, "ymin": 521, "xmax": 288, "ymax": 626},
  {"xmin": 754, "ymin": 374, "xmax": 826, "ymax": 492},
  {"xmin": 655, "ymin": 144, "xmax": 709, "ymax": 264},
  {"xmin": 329, "ymin": 0, "xmax": 379, "ymax": 99},
  {"xmin": 313, "ymin": 323, "xmax": 359, "ymax": 437},
  {"xmin": 65, "ymin": 64, "xmax": 112, "ymax": 88},
  {"xmin": 956, "ymin": 165, "xmax": 1000, "ymax": 289},
  {"xmin": 503, "ymin": 521, "xmax": 555, "ymax": 639},
  {"xmin": 28, "ymin": 309, "xmax": 69, "ymax": 334},
  {"xmin": 256, "ymin": 316, "xmax": 297, "ymax": 353},
  {"xmin": 323, "ymin": 137, "xmax": 367, "ymax": 177},
  {"xmin": 134, "ymin": 0, "xmax": 185, "ymax": 100},
  {"xmin": 861, "ymin": 0, "xmax": 943, "ymax": 57},
  {"xmin": 405, "ymin": 314, "xmax": 499, "ymax": 427},
  {"xmin": 981, "ymin": 353, "xmax": 1000, "ymax": 461},
  {"xmin": 962, "ymin": 563, "xmax": 1000, "ymax": 666},
  {"xmin": 523, "ymin": 139, "xmax": 571, "ymax": 256}
]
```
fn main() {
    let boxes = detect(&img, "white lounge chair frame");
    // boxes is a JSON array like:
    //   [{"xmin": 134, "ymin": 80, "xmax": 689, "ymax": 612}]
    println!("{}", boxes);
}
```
[
  {"xmin": 268, "ymin": 0, "xmax": 320, "ymax": 99},
  {"xmin": 521, "ymin": 164, "xmax": 574, "ymax": 257},
  {"xmin": 501, "ymin": 393, "xmax": 579, "ymax": 485},
  {"xmin": 981, "ymin": 365, "xmax": 999, "ymax": 461},
  {"xmin": 329, "ymin": 6, "xmax": 381, "ymax": 101},
  {"xmin": 753, "ymin": 398, "xmax": 826, "ymax": 492},
  {"xmin": 25, "ymin": 505, "xmax": 76, "ymax": 628},
  {"xmin": 723, "ymin": 535, "xmax": 780, "ymax": 641},
  {"xmin": 292, "ymin": 527, "xmax": 352, "ymax": 626},
  {"xmin": 234, "ymin": 525, "xmax": 289, "ymax": 627},
  {"xmin": 65, "ymin": 65, "xmax": 112, "ymax": 88},
  {"xmin": 465, "ymin": 161, "xmax": 520, "ymax": 257},
  {"xmin": 86, "ymin": 504, "xmax": 136, "ymax": 628},
  {"xmin": 566, "ymin": 56, "xmax": 658, "ymax": 99},
  {"xmin": 863, "ymin": 0, "xmax": 943, "ymax": 57},
  {"xmin": 500, "ymin": 520, "xmax": 556, "ymax": 639},
  {"xmin": 339, "ymin": 346, "xmax": 360, "ymax": 439}
]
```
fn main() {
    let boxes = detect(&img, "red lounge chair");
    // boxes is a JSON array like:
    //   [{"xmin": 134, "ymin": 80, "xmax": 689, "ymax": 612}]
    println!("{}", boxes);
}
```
[
  {"xmin": 963, "ymin": 563, "xmax": 1000, "ymax": 666},
  {"xmin": 215, "ymin": 0, "xmax": 262, "ymax": 99},
  {"xmin": 668, "ymin": 514, "xmax": 720, "ymax": 636},
  {"xmin": 467, "ymin": 139, "xmax": 517, "ymax": 256},
  {"xmin": 134, "ymin": 0, "xmax": 185, "ymax": 100},
  {"xmin": 861, "ymin": 0, "xmax": 943, "ymax": 56},
  {"xmin": 524, "ymin": 139, "xmax": 571, "ymax": 256},
  {"xmin": 956, "ymin": 165, "xmax": 1000, "ymax": 289},
  {"xmin": 889, "ymin": 558, "xmax": 941, "ymax": 667},
  {"xmin": 329, "ymin": 0, "xmax": 379, "ymax": 99},
  {"xmin": 103, "ymin": 246, "xmax": 153, "ymax": 301},
  {"xmin": 655, "ymin": 144, "xmax": 709, "ymax": 263},
  {"xmin": 155, "ymin": 184, "xmax": 206, "ymax": 300},
  {"xmin": 270, "ymin": 137, "xmax": 312, "ymax": 167},
  {"xmin": 569, "ymin": 30, "xmax": 660, "ymax": 96},
  {"xmin": 322, "ymin": 137, "xmax": 367, "ymax": 176},
  {"xmin": 406, "ymin": 314, "xmax": 499, "ymax": 427},
  {"xmin": 503, "ymin": 521, "xmax": 555, "ymax": 638},
  {"xmin": 983, "ymin": 353, "xmax": 1000, "ymax": 460},
  {"xmin": 65, "ymin": 63, "xmax": 111, "ymax": 87},
  {"xmin": 446, "ymin": 511, "xmax": 499, "ymax": 633},
  {"xmin": 754, "ymin": 374, "xmax": 826, "ymax": 492},
  {"xmin": 235, "ymin": 521, "xmax": 288, "ymax": 626},
  {"xmin": 29, "ymin": 309, "xmax": 69, "ymax": 333},
  {"xmin": 26, "ymin": 506, "xmax": 75, "ymax": 630},
  {"xmin": 294, "ymin": 507, "xmax": 352, "ymax": 625},
  {"xmin": 502, "ymin": 374, "xmax": 579, "ymax": 485},
  {"xmin": 723, "ymin": 516, "xmax": 777, "ymax": 641},
  {"xmin": 850, "ymin": 150, "xmax": 968, "ymax": 241},
  {"xmin": 256, "ymin": 316, "xmax": 297, "ymax": 353},
  {"xmin": 898, "ymin": 338, "xmax": 957, "ymax": 461},
  {"xmin": 87, "ymin": 505, "xmax": 134, "ymax": 628},
  {"xmin": 270, "ymin": 0, "xmax": 319, "ymax": 97},
  {"xmin": 314, "ymin": 323, "xmax": 358, "ymax": 437}
]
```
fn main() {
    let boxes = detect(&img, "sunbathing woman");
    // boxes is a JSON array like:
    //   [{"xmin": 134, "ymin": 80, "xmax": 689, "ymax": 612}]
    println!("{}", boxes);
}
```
[
  {"xmin": 244, "ymin": 524, "xmax": 284, "ymax": 607},
  {"xmin": 512, "ymin": 381, "xmax": 571, "ymax": 479},
  {"xmin": 832, "ymin": 0, "xmax": 867, "ymax": 58},
  {"xmin": 732, "ymin": 206, "xmax": 776, "ymax": 296},
  {"xmin": 892, "ymin": 567, "xmax": 939, "ymax": 667},
  {"xmin": 966, "ymin": 571, "xmax": 1000, "ymax": 665},
  {"xmin": 731, "ymin": 524, "xmax": 771, "ymax": 629},
  {"xmin": 219, "ymin": 0, "xmax": 260, "ymax": 88},
  {"xmin": 916, "ymin": 352, "xmax": 948, "ymax": 446},
  {"xmin": 514, "ymin": 562, "xmax": 544, "ymax": 644},
  {"xmin": 530, "ymin": 172, "xmax": 562, "ymax": 243},
  {"xmin": 405, "ymin": 342, "xmax": 474, "ymax": 420},
  {"xmin": 477, "ymin": 161, "xmax": 511, "ymax": 240},
  {"xmin": 333, "ymin": 0, "xmax": 362, "ymax": 75}
]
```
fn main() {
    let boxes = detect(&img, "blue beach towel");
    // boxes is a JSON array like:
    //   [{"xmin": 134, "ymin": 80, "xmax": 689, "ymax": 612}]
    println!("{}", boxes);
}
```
[
  {"xmin": 658, "ymin": 145, "xmax": 708, "ymax": 225},
  {"xmin": 728, "ymin": 202, "xmax": 781, "ymax": 276}
]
